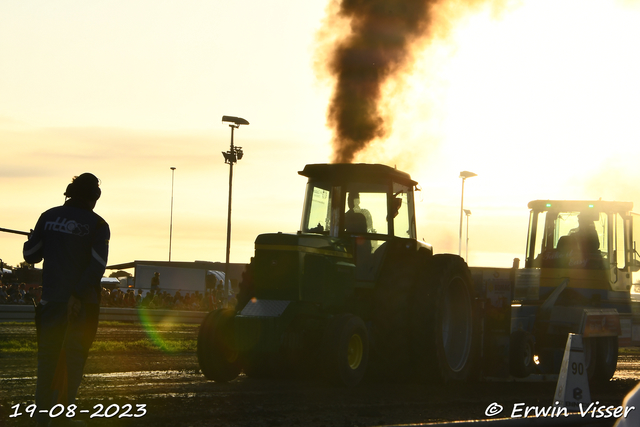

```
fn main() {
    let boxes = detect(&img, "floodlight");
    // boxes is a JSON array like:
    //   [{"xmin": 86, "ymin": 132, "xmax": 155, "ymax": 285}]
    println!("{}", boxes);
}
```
[
  {"xmin": 221, "ymin": 114, "xmax": 249, "ymax": 296},
  {"xmin": 222, "ymin": 116, "xmax": 249, "ymax": 126},
  {"xmin": 459, "ymin": 171, "xmax": 477, "ymax": 179}
]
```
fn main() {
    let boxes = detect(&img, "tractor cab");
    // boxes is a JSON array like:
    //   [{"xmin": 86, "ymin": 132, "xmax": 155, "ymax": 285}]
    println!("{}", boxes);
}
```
[
  {"xmin": 523, "ymin": 200, "xmax": 640, "ymax": 296},
  {"xmin": 298, "ymin": 163, "xmax": 420, "ymax": 281}
]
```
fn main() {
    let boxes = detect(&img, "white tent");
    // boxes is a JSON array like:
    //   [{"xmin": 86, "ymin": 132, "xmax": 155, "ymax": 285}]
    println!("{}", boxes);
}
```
[{"xmin": 206, "ymin": 270, "xmax": 225, "ymax": 283}]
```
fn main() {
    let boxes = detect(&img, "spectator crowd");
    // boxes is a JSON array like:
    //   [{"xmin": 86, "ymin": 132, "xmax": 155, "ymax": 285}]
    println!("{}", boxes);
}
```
[
  {"xmin": 99, "ymin": 287, "xmax": 236, "ymax": 311},
  {"xmin": 0, "ymin": 282, "xmax": 41, "ymax": 305},
  {"xmin": 0, "ymin": 281, "xmax": 235, "ymax": 312}
]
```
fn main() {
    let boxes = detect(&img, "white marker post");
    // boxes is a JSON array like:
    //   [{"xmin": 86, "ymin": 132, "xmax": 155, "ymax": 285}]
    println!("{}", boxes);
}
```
[{"xmin": 553, "ymin": 333, "xmax": 591, "ymax": 411}]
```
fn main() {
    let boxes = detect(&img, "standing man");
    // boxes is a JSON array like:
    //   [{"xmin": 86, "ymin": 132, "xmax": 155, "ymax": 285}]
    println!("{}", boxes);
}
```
[
  {"xmin": 150, "ymin": 271, "xmax": 160, "ymax": 291},
  {"xmin": 24, "ymin": 173, "xmax": 110, "ymax": 427}
]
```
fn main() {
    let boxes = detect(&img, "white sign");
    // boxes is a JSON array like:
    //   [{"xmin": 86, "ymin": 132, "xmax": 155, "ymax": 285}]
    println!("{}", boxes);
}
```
[{"xmin": 554, "ymin": 333, "xmax": 591, "ymax": 410}]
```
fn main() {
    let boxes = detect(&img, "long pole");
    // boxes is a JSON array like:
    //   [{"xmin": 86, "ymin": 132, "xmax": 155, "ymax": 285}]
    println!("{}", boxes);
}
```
[
  {"xmin": 0, "ymin": 227, "xmax": 29, "ymax": 236},
  {"xmin": 224, "ymin": 126, "xmax": 236, "ymax": 296},
  {"xmin": 465, "ymin": 212, "xmax": 470, "ymax": 262},
  {"xmin": 458, "ymin": 177, "xmax": 465, "ymax": 256},
  {"xmin": 169, "ymin": 167, "xmax": 176, "ymax": 261}
]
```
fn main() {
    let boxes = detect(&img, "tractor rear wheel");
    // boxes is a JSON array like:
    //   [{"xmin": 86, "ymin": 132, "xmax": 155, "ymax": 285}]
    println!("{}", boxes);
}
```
[
  {"xmin": 323, "ymin": 314, "xmax": 369, "ymax": 387},
  {"xmin": 509, "ymin": 330, "xmax": 536, "ymax": 378},
  {"xmin": 197, "ymin": 309, "xmax": 241, "ymax": 382},
  {"xmin": 412, "ymin": 254, "xmax": 479, "ymax": 382}
]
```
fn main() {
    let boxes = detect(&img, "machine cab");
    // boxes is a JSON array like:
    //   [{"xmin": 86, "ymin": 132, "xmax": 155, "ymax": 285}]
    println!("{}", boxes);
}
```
[
  {"xmin": 298, "ymin": 164, "xmax": 418, "ymax": 281},
  {"xmin": 524, "ymin": 200, "xmax": 640, "ymax": 293}
]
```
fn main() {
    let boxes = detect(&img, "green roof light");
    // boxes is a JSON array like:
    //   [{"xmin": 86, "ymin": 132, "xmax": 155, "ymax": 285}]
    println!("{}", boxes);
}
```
[
  {"xmin": 589, "ymin": 204, "xmax": 594, "ymax": 208},
  {"xmin": 546, "ymin": 203, "xmax": 552, "ymax": 208}
]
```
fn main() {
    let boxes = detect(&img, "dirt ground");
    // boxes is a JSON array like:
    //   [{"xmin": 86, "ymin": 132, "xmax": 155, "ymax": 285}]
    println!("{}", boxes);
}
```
[{"xmin": 1, "ymin": 323, "xmax": 639, "ymax": 427}]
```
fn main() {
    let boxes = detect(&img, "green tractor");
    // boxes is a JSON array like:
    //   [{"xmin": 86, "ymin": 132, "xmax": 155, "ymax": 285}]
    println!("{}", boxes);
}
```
[{"xmin": 197, "ymin": 163, "xmax": 481, "ymax": 386}]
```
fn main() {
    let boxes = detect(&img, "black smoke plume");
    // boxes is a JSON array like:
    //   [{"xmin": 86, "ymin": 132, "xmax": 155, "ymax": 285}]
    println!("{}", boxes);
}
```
[{"xmin": 323, "ymin": 0, "xmax": 436, "ymax": 163}]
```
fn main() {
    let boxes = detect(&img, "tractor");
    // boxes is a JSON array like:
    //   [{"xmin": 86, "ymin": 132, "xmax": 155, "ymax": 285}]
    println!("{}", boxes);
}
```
[
  {"xmin": 197, "ymin": 163, "xmax": 480, "ymax": 386},
  {"xmin": 507, "ymin": 200, "xmax": 640, "ymax": 382}
]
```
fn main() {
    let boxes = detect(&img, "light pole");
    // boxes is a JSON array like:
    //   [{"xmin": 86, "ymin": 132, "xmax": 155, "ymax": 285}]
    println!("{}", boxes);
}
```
[
  {"xmin": 169, "ymin": 167, "xmax": 176, "ymax": 262},
  {"xmin": 222, "ymin": 115, "xmax": 249, "ymax": 295},
  {"xmin": 458, "ymin": 171, "xmax": 477, "ymax": 256},
  {"xmin": 464, "ymin": 209, "xmax": 471, "ymax": 262}
]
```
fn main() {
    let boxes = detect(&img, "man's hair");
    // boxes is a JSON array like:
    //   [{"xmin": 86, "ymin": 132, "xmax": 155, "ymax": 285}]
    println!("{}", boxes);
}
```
[{"xmin": 64, "ymin": 173, "xmax": 101, "ymax": 202}]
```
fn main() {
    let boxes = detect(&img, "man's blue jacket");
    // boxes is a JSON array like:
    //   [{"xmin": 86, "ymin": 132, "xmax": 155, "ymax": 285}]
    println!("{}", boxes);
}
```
[{"xmin": 23, "ymin": 199, "xmax": 110, "ymax": 304}]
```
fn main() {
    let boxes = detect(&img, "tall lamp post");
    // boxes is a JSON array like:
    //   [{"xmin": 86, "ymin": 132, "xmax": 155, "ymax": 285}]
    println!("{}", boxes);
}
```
[
  {"xmin": 169, "ymin": 167, "xmax": 176, "ymax": 262},
  {"xmin": 221, "ymin": 115, "xmax": 249, "ymax": 295},
  {"xmin": 458, "ymin": 171, "xmax": 477, "ymax": 256},
  {"xmin": 464, "ymin": 209, "xmax": 472, "ymax": 262}
]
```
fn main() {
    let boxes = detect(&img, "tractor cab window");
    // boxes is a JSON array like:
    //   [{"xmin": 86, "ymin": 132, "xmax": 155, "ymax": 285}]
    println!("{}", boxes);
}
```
[
  {"xmin": 344, "ymin": 185, "xmax": 388, "ymax": 236},
  {"xmin": 301, "ymin": 182, "xmax": 332, "ymax": 234},
  {"xmin": 344, "ymin": 184, "xmax": 389, "ymax": 282},
  {"xmin": 530, "ymin": 210, "xmax": 609, "ymax": 269},
  {"xmin": 392, "ymin": 183, "xmax": 414, "ymax": 238},
  {"xmin": 633, "ymin": 213, "xmax": 640, "ymax": 285}
]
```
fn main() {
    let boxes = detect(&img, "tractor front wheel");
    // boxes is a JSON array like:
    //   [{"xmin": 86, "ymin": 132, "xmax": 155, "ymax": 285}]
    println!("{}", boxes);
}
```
[
  {"xmin": 509, "ymin": 331, "xmax": 536, "ymax": 378},
  {"xmin": 583, "ymin": 337, "xmax": 597, "ymax": 381},
  {"xmin": 323, "ymin": 314, "xmax": 369, "ymax": 387},
  {"xmin": 197, "ymin": 309, "xmax": 241, "ymax": 382},
  {"xmin": 593, "ymin": 336, "xmax": 618, "ymax": 382}
]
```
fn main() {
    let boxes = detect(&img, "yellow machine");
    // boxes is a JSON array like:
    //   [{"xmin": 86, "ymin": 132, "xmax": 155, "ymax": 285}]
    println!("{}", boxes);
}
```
[{"xmin": 511, "ymin": 200, "xmax": 640, "ymax": 381}]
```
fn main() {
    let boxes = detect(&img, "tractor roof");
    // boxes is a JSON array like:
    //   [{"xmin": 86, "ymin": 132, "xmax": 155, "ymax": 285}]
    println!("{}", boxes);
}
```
[
  {"xmin": 528, "ymin": 200, "xmax": 634, "ymax": 214},
  {"xmin": 298, "ymin": 163, "xmax": 417, "ymax": 187}
]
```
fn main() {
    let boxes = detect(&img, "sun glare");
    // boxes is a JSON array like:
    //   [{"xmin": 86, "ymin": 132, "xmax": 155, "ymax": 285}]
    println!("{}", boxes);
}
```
[
  {"xmin": 436, "ymin": 0, "xmax": 640, "ymax": 193},
  {"xmin": 366, "ymin": 0, "xmax": 640, "ymax": 265},
  {"xmin": 390, "ymin": 0, "xmax": 640, "ymax": 199}
]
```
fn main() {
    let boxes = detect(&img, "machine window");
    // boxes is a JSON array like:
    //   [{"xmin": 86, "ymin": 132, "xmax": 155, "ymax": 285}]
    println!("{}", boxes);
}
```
[
  {"xmin": 531, "ymin": 210, "xmax": 609, "ymax": 269},
  {"xmin": 392, "ymin": 183, "xmax": 411, "ymax": 238},
  {"xmin": 553, "ymin": 211, "xmax": 608, "ymax": 268},
  {"xmin": 344, "ymin": 184, "xmax": 389, "ymax": 281},
  {"xmin": 302, "ymin": 183, "xmax": 331, "ymax": 234},
  {"xmin": 344, "ymin": 185, "xmax": 388, "ymax": 235},
  {"xmin": 633, "ymin": 213, "xmax": 640, "ymax": 284},
  {"xmin": 615, "ymin": 213, "xmax": 625, "ymax": 269}
]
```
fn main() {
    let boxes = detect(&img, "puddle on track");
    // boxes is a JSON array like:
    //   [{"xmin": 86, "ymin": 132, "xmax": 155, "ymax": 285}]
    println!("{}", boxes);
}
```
[{"xmin": 85, "ymin": 370, "xmax": 199, "ymax": 379}]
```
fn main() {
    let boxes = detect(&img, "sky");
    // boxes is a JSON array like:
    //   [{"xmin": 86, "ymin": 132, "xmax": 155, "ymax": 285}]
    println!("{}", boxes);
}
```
[{"xmin": 2, "ymin": 0, "xmax": 640, "ymax": 273}]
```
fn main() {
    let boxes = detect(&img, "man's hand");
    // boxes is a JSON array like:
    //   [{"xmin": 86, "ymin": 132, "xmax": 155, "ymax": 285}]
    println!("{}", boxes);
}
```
[{"xmin": 68, "ymin": 295, "xmax": 82, "ymax": 321}]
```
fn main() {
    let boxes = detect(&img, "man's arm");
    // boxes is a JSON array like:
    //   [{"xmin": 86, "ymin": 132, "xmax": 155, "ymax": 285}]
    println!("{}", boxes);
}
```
[{"xmin": 23, "ymin": 216, "xmax": 45, "ymax": 264}]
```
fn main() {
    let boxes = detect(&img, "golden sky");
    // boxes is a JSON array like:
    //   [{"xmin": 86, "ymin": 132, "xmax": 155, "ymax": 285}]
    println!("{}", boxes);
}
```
[{"xmin": 2, "ymin": 0, "xmax": 640, "ymax": 272}]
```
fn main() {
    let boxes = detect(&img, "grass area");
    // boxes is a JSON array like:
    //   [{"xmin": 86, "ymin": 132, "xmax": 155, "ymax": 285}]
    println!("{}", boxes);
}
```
[
  {"xmin": 1, "ymin": 337, "xmax": 196, "ymax": 354},
  {"xmin": 91, "ymin": 338, "xmax": 196, "ymax": 353},
  {"xmin": 1, "ymin": 338, "xmax": 35, "ymax": 353},
  {"xmin": 0, "ymin": 321, "xmax": 36, "ymax": 326},
  {"xmin": 0, "ymin": 321, "xmax": 198, "ymax": 355},
  {"xmin": 99, "ymin": 321, "xmax": 200, "ymax": 328},
  {"xmin": 0, "ymin": 321, "xmax": 200, "ymax": 328}
]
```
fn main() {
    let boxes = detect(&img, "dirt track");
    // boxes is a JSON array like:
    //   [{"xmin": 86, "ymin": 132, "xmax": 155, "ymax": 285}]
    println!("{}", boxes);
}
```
[{"xmin": 1, "ymin": 323, "xmax": 639, "ymax": 427}]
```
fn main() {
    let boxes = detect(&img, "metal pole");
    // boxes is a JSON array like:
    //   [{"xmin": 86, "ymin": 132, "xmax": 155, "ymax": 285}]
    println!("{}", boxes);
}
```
[
  {"xmin": 169, "ymin": 167, "xmax": 176, "ymax": 262},
  {"xmin": 0, "ymin": 227, "xmax": 29, "ymax": 236},
  {"xmin": 224, "ymin": 125, "xmax": 236, "ymax": 296},
  {"xmin": 458, "ymin": 177, "xmax": 465, "ymax": 256},
  {"xmin": 465, "ymin": 212, "xmax": 470, "ymax": 262}
]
